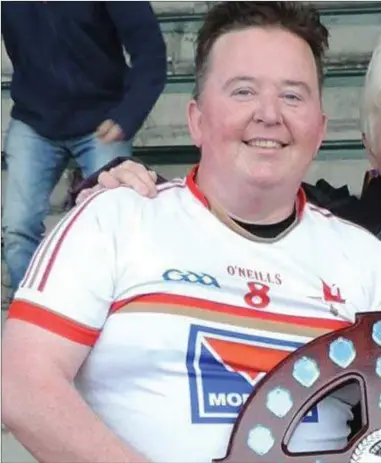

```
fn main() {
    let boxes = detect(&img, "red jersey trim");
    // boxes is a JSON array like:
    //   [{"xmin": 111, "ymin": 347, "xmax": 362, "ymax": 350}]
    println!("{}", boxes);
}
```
[
  {"xmin": 8, "ymin": 300, "xmax": 100, "ymax": 346},
  {"xmin": 186, "ymin": 165, "xmax": 306, "ymax": 218},
  {"xmin": 21, "ymin": 190, "xmax": 105, "ymax": 291},
  {"xmin": 185, "ymin": 165, "xmax": 210, "ymax": 208}
]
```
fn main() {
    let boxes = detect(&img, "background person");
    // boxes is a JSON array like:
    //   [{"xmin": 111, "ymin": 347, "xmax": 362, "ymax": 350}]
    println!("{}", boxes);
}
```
[
  {"xmin": 1, "ymin": 1, "xmax": 167, "ymax": 297},
  {"xmin": 359, "ymin": 35, "xmax": 381, "ymax": 238}
]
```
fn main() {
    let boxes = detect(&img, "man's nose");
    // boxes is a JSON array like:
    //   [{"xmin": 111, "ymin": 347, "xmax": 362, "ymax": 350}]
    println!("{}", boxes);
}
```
[{"xmin": 252, "ymin": 93, "xmax": 282, "ymax": 126}]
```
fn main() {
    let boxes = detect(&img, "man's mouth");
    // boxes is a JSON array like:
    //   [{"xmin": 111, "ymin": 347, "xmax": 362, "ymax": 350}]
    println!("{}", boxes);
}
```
[{"xmin": 243, "ymin": 138, "xmax": 288, "ymax": 149}]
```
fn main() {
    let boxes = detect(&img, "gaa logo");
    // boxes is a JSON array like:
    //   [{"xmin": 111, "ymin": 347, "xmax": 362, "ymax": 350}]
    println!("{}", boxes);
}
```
[{"xmin": 162, "ymin": 269, "xmax": 220, "ymax": 288}]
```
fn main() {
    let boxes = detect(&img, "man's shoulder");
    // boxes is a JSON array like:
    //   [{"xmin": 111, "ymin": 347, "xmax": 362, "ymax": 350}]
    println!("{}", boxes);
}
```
[
  {"xmin": 81, "ymin": 178, "xmax": 188, "ymax": 217},
  {"xmin": 303, "ymin": 175, "xmax": 381, "ymax": 236},
  {"xmin": 305, "ymin": 201, "xmax": 381, "ymax": 249}
]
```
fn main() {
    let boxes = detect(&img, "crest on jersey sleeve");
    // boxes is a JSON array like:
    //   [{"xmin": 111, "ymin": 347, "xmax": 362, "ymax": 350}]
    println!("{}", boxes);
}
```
[{"xmin": 186, "ymin": 325, "xmax": 318, "ymax": 424}]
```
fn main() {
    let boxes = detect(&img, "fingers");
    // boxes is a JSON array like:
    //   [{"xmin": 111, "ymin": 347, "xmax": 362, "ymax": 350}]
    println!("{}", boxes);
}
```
[
  {"xmin": 75, "ymin": 185, "xmax": 103, "ymax": 205},
  {"xmin": 149, "ymin": 170, "xmax": 158, "ymax": 183},
  {"xmin": 76, "ymin": 190, "xmax": 91, "ymax": 205},
  {"xmin": 98, "ymin": 170, "xmax": 121, "ymax": 189},
  {"xmin": 102, "ymin": 124, "xmax": 124, "ymax": 144},
  {"xmin": 97, "ymin": 160, "xmax": 158, "ymax": 198},
  {"xmin": 96, "ymin": 120, "xmax": 113, "ymax": 138},
  {"xmin": 96, "ymin": 120, "xmax": 124, "ymax": 144},
  {"xmin": 75, "ymin": 161, "xmax": 159, "ymax": 206},
  {"xmin": 124, "ymin": 162, "xmax": 158, "ymax": 197}
]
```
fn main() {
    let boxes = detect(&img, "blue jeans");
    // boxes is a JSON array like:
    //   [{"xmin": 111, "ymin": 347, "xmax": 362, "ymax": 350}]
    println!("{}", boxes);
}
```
[{"xmin": 2, "ymin": 118, "xmax": 132, "ymax": 294}]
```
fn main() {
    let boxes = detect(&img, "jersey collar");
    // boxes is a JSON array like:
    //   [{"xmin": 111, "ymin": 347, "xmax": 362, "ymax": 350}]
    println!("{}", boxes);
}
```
[{"xmin": 185, "ymin": 164, "xmax": 307, "ymax": 220}]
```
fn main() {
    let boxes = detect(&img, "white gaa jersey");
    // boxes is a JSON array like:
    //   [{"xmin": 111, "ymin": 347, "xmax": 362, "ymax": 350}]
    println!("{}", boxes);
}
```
[{"xmin": 11, "ymin": 167, "xmax": 381, "ymax": 463}]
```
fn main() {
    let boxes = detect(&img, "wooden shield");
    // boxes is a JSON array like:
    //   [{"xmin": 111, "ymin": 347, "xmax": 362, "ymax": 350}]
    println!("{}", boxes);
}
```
[{"xmin": 213, "ymin": 312, "xmax": 381, "ymax": 463}]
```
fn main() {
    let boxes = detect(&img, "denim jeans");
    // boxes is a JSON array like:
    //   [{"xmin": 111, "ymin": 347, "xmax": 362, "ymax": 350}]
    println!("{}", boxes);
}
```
[{"xmin": 2, "ymin": 118, "xmax": 132, "ymax": 294}]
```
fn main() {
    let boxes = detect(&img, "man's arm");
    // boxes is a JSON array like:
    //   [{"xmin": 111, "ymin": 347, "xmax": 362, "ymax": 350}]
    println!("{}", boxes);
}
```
[
  {"xmin": 2, "ymin": 191, "xmax": 148, "ymax": 463},
  {"xmin": 2, "ymin": 321, "xmax": 147, "ymax": 463},
  {"xmin": 102, "ymin": 2, "xmax": 167, "ymax": 142}
]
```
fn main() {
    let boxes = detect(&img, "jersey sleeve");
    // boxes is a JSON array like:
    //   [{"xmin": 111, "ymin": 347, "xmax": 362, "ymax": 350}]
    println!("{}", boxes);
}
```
[
  {"xmin": 339, "ymin": 221, "xmax": 381, "ymax": 314},
  {"xmin": 8, "ymin": 190, "xmax": 119, "ymax": 346}
]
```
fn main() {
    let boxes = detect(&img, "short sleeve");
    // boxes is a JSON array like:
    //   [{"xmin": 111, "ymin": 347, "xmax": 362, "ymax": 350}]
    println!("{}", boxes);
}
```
[{"xmin": 8, "ymin": 190, "xmax": 117, "ymax": 345}]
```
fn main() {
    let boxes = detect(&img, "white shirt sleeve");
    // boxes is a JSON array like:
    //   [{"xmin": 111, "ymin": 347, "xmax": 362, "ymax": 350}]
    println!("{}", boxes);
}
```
[{"xmin": 11, "ymin": 189, "xmax": 120, "ymax": 345}]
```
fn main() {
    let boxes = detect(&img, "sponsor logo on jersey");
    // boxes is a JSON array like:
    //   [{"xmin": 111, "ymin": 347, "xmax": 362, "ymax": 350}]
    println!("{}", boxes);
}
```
[
  {"xmin": 322, "ymin": 280, "xmax": 345, "ymax": 303},
  {"xmin": 309, "ymin": 281, "xmax": 346, "ymax": 305},
  {"xmin": 186, "ymin": 324, "xmax": 318, "ymax": 424},
  {"xmin": 163, "ymin": 269, "xmax": 220, "ymax": 288}
]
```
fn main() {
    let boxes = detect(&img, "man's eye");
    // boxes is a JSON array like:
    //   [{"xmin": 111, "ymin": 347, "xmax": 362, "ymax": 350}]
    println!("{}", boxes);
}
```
[
  {"xmin": 232, "ymin": 88, "xmax": 255, "ymax": 97},
  {"xmin": 283, "ymin": 93, "xmax": 303, "ymax": 102}
]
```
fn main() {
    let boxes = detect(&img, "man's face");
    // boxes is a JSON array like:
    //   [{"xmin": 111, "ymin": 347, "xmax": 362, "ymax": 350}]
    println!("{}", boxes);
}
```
[{"xmin": 188, "ymin": 27, "xmax": 327, "ymax": 190}]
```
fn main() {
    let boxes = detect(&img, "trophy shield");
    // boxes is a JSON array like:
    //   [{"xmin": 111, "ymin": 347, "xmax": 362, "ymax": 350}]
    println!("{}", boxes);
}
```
[{"xmin": 213, "ymin": 312, "xmax": 381, "ymax": 463}]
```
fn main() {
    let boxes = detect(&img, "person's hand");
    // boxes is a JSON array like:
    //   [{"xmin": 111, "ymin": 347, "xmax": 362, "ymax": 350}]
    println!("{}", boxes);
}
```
[
  {"xmin": 75, "ymin": 160, "xmax": 158, "ymax": 205},
  {"xmin": 75, "ymin": 184, "xmax": 104, "ymax": 205},
  {"xmin": 99, "ymin": 161, "xmax": 158, "ymax": 196},
  {"xmin": 96, "ymin": 119, "xmax": 124, "ymax": 144}
]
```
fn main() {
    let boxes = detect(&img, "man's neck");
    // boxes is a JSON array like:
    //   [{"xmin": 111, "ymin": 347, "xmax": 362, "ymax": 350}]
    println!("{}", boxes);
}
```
[{"xmin": 196, "ymin": 164, "xmax": 298, "ymax": 225}]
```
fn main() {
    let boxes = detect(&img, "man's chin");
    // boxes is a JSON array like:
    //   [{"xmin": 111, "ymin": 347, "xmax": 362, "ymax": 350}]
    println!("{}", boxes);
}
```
[
  {"xmin": 241, "ymin": 166, "xmax": 283, "ymax": 190},
  {"xmin": 256, "ymin": 180, "xmax": 282, "ymax": 190}
]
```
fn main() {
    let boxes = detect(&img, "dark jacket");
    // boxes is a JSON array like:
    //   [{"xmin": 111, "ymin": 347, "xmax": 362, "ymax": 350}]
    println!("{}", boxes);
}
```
[
  {"xmin": 2, "ymin": 1, "xmax": 167, "ymax": 140},
  {"xmin": 303, "ymin": 171, "xmax": 381, "ymax": 237}
]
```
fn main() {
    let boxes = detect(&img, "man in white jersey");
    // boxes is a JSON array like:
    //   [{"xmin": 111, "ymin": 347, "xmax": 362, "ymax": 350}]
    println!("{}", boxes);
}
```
[
  {"xmin": 2, "ymin": 2, "xmax": 381, "ymax": 463},
  {"xmin": 76, "ymin": 38, "xmax": 381, "ymax": 236}
]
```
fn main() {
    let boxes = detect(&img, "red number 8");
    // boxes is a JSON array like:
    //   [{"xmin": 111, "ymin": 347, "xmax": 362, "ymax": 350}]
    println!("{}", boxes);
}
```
[{"xmin": 244, "ymin": 282, "xmax": 271, "ymax": 309}]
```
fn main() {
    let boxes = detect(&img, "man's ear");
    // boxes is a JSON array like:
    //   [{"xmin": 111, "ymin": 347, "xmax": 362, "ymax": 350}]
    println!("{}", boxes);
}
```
[{"xmin": 187, "ymin": 99, "xmax": 202, "ymax": 148}]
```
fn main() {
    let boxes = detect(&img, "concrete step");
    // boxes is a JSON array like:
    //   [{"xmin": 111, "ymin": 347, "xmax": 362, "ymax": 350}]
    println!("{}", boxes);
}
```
[
  {"xmin": 3, "ymin": 3, "xmax": 380, "ymax": 79},
  {"xmin": 150, "ymin": 1, "xmax": 381, "ymax": 16},
  {"xmin": 158, "ymin": 4, "xmax": 381, "ymax": 76}
]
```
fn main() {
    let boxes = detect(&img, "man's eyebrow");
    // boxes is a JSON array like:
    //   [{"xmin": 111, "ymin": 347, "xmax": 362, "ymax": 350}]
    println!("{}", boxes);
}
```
[
  {"xmin": 282, "ymin": 80, "xmax": 312, "ymax": 95},
  {"xmin": 223, "ymin": 76, "xmax": 313, "ymax": 96},
  {"xmin": 223, "ymin": 76, "xmax": 258, "ymax": 89}
]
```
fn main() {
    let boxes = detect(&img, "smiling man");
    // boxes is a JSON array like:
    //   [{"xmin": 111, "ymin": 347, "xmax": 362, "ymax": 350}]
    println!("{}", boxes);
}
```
[
  {"xmin": 187, "ymin": 23, "xmax": 327, "ymax": 225},
  {"xmin": 2, "ymin": 3, "xmax": 381, "ymax": 463}
]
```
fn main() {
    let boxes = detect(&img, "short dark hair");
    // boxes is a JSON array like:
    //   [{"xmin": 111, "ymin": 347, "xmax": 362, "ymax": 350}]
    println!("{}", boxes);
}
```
[{"xmin": 194, "ymin": 1, "xmax": 329, "ymax": 99}]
